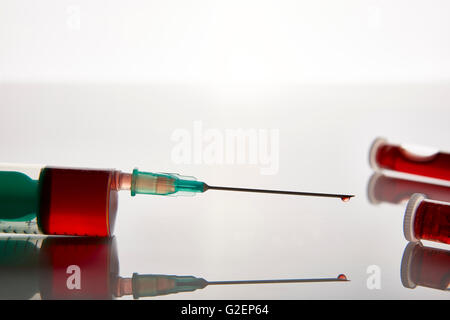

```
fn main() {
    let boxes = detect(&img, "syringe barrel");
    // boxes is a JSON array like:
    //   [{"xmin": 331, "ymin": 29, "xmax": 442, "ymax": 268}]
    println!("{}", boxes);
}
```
[
  {"xmin": 369, "ymin": 138, "xmax": 450, "ymax": 181},
  {"xmin": 404, "ymin": 194, "xmax": 450, "ymax": 245},
  {"xmin": 0, "ymin": 164, "xmax": 118, "ymax": 236}
]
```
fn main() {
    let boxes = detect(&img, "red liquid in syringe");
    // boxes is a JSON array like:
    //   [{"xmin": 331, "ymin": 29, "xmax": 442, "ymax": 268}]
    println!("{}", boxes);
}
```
[{"xmin": 38, "ymin": 167, "xmax": 118, "ymax": 237}]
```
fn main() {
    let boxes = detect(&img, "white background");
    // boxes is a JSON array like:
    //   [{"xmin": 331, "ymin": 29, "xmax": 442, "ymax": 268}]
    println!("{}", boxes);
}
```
[
  {"xmin": 1, "ymin": 0, "xmax": 450, "ymax": 84},
  {"xmin": 1, "ymin": 1, "xmax": 449, "ymax": 299}
]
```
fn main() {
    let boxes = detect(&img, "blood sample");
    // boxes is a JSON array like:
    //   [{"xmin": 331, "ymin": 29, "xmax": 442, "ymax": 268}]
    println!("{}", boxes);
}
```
[
  {"xmin": 403, "ymin": 194, "xmax": 450, "ymax": 245},
  {"xmin": 369, "ymin": 138, "xmax": 450, "ymax": 181},
  {"xmin": 367, "ymin": 172, "xmax": 450, "ymax": 205},
  {"xmin": 38, "ymin": 167, "xmax": 118, "ymax": 236},
  {"xmin": 400, "ymin": 242, "xmax": 450, "ymax": 291}
]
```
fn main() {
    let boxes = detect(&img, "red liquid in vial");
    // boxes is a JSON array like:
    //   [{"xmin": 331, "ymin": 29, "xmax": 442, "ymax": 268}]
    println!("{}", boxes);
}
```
[
  {"xmin": 413, "ymin": 200, "xmax": 450, "ymax": 244},
  {"xmin": 370, "ymin": 174, "xmax": 450, "ymax": 204},
  {"xmin": 375, "ymin": 145, "xmax": 450, "ymax": 181},
  {"xmin": 38, "ymin": 167, "xmax": 118, "ymax": 237},
  {"xmin": 406, "ymin": 243, "xmax": 450, "ymax": 291}
]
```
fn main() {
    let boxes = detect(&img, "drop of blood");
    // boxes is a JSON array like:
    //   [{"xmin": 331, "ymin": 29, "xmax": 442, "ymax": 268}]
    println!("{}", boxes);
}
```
[
  {"xmin": 337, "ymin": 274, "xmax": 347, "ymax": 280},
  {"xmin": 341, "ymin": 196, "xmax": 351, "ymax": 202}
]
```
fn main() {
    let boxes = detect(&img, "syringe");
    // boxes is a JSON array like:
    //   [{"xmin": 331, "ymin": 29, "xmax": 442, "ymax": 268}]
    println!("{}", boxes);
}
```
[
  {"xmin": 115, "ymin": 273, "xmax": 349, "ymax": 299},
  {"xmin": 0, "ymin": 164, "xmax": 354, "ymax": 236}
]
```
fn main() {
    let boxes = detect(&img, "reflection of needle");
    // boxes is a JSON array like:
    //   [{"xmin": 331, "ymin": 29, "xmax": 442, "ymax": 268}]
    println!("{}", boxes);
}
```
[
  {"xmin": 118, "ymin": 274, "xmax": 349, "ymax": 299},
  {"xmin": 206, "ymin": 185, "xmax": 355, "ymax": 201},
  {"xmin": 208, "ymin": 275, "xmax": 350, "ymax": 285}
]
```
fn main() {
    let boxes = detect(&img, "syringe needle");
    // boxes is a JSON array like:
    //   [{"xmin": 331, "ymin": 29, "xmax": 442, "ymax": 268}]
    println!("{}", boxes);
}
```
[
  {"xmin": 205, "ymin": 184, "xmax": 354, "ymax": 201},
  {"xmin": 128, "ymin": 169, "xmax": 354, "ymax": 200}
]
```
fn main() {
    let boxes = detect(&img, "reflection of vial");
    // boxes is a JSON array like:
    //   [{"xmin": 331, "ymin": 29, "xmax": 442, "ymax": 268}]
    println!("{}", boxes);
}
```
[
  {"xmin": 401, "ymin": 242, "xmax": 450, "ymax": 291},
  {"xmin": 0, "ymin": 164, "xmax": 119, "ymax": 236},
  {"xmin": 404, "ymin": 194, "xmax": 450, "ymax": 245},
  {"xmin": 369, "ymin": 138, "xmax": 450, "ymax": 181},
  {"xmin": 367, "ymin": 173, "xmax": 450, "ymax": 205}
]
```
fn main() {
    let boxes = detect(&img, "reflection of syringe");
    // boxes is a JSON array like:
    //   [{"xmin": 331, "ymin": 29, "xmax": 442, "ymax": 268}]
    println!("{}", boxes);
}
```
[
  {"xmin": 115, "ymin": 273, "xmax": 349, "ymax": 299},
  {"xmin": 0, "ymin": 236, "xmax": 349, "ymax": 299}
]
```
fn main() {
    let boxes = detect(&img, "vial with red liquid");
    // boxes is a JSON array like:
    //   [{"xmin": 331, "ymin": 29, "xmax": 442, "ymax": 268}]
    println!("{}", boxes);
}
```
[
  {"xmin": 369, "ymin": 138, "xmax": 450, "ymax": 181},
  {"xmin": 403, "ymin": 193, "xmax": 450, "ymax": 245},
  {"xmin": 401, "ymin": 242, "xmax": 449, "ymax": 291},
  {"xmin": 0, "ymin": 164, "xmax": 127, "ymax": 236}
]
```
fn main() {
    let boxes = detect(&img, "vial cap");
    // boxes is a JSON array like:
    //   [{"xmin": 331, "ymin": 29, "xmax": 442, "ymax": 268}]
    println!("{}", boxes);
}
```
[
  {"xmin": 403, "ymin": 193, "xmax": 426, "ymax": 242},
  {"xmin": 366, "ymin": 172, "xmax": 382, "ymax": 205},
  {"xmin": 400, "ymin": 242, "xmax": 421, "ymax": 289},
  {"xmin": 368, "ymin": 137, "xmax": 388, "ymax": 171}
]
